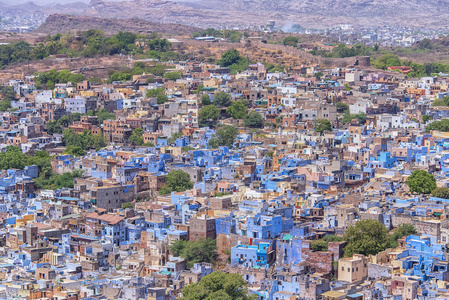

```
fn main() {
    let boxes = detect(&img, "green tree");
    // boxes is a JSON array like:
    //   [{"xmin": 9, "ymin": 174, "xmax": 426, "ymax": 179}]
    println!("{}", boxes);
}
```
[
  {"xmin": 168, "ymin": 132, "xmax": 183, "ymax": 144},
  {"xmin": 159, "ymin": 184, "xmax": 172, "ymax": 195},
  {"xmin": 341, "ymin": 111, "xmax": 366, "ymax": 125},
  {"xmin": 343, "ymin": 219, "xmax": 389, "ymax": 257},
  {"xmin": 169, "ymin": 239, "xmax": 187, "ymax": 256},
  {"xmin": 181, "ymin": 271, "xmax": 255, "ymax": 300},
  {"xmin": 426, "ymin": 119, "xmax": 449, "ymax": 132},
  {"xmin": 432, "ymin": 187, "xmax": 449, "ymax": 199},
  {"xmin": 62, "ymin": 128, "xmax": 96, "ymax": 150},
  {"xmin": 34, "ymin": 169, "xmax": 83, "ymax": 190},
  {"xmin": 388, "ymin": 224, "xmax": 417, "ymax": 247},
  {"xmin": 65, "ymin": 145, "xmax": 86, "ymax": 157},
  {"xmin": 0, "ymin": 146, "xmax": 28, "ymax": 170},
  {"xmin": 371, "ymin": 53, "xmax": 401, "ymax": 70},
  {"xmin": 315, "ymin": 119, "xmax": 332, "ymax": 134},
  {"xmin": 406, "ymin": 170, "xmax": 436, "ymax": 194},
  {"xmin": 96, "ymin": 108, "xmax": 115, "ymax": 124},
  {"xmin": 170, "ymin": 239, "xmax": 218, "ymax": 269},
  {"xmin": 322, "ymin": 235, "xmax": 344, "ymax": 242},
  {"xmin": 199, "ymin": 105, "xmax": 220, "ymax": 128},
  {"xmin": 201, "ymin": 94, "xmax": 211, "ymax": 106},
  {"xmin": 219, "ymin": 49, "xmax": 241, "ymax": 67},
  {"xmin": 208, "ymin": 125, "xmax": 238, "ymax": 148},
  {"xmin": 283, "ymin": 36, "xmax": 299, "ymax": 46},
  {"xmin": 336, "ymin": 102, "xmax": 349, "ymax": 113},
  {"xmin": 214, "ymin": 91, "xmax": 232, "ymax": 107},
  {"xmin": 146, "ymin": 88, "xmax": 168, "ymax": 104},
  {"xmin": 226, "ymin": 101, "xmax": 247, "ymax": 119},
  {"xmin": 0, "ymin": 99, "xmax": 11, "ymax": 111},
  {"xmin": 422, "ymin": 115, "xmax": 432, "ymax": 123},
  {"xmin": 62, "ymin": 128, "xmax": 83, "ymax": 148},
  {"xmin": 0, "ymin": 86, "xmax": 16, "ymax": 111},
  {"xmin": 165, "ymin": 169, "xmax": 193, "ymax": 192},
  {"xmin": 164, "ymin": 71, "xmax": 182, "ymax": 81},
  {"xmin": 128, "ymin": 128, "xmax": 145, "ymax": 146},
  {"xmin": 26, "ymin": 150, "xmax": 52, "ymax": 174},
  {"xmin": 310, "ymin": 240, "xmax": 328, "ymax": 252},
  {"xmin": 92, "ymin": 133, "xmax": 107, "ymax": 150},
  {"xmin": 46, "ymin": 120, "xmax": 62, "ymax": 134},
  {"xmin": 244, "ymin": 111, "xmax": 264, "ymax": 128},
  {"xmin": 314, "ymin": 72, "xmax": 323, "ymax": 81},
  {"xmin": 122, "ymin": 202, "xmax": 134, "ymax": 209},
  {"xmin": 0, "ymin": 86, "xmax": 16, "ymax": 101}
]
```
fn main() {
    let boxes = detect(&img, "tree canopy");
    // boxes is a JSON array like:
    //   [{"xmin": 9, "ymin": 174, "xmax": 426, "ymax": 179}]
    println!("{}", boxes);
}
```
[
  {"xmin": 219, "ymin": 49, "xmax": 241, "ymax": 67},
  {"xmin": 426, "ymin": 119, "xmax": 449, "ymax": 133},
  {"xmin": 35, "ymin": 69, "xmax": 86, "ymax": 89},
  {"xmin": 244, "ymin": 111, "xmax": 264, "ymax": 128},
  {"xmin": 340, "ymin": 112, "xmax": 366, "ymax": 125},
  {"xmin": 146, "ymin": 88, "xmax": 168, "ymax": 104},
  {"xmin": 168, "ymin": 132, "xmax": 183, "ymax": 144},
  {"xmin": 432, "ymin": 187, "xmax": 449, "ymax": 199},
  {"xmin": 214, "ymin": 91, "xmax": 232, "ymax": 107},
  {"xmin": 209, "ymin": 125, "xmax": 238, "ymax": 148},
  {"xmin": 283, "ymin": 36, "xmax": 299, "ymax": 46},
  {"xmin": 86, "ymin": 108, "xmax": 116, "ymax": 124},
  {"xmin": 164, "ymin": 71, "xmax": 183, "ymax": 81},
  {"xmin": 336, "ymin": 102, "xmax": 349, "ymax": 113},
  {"xmin": 226, "ymin": 101, "xmax": 247, "ymax": 119},
  {"xmin": 389, "ymin": 224, "xmax": 416, "ymax": 247},
  {"xmin": 406, "ymin": 170, "xmax": 436, "ymax": 194},
  {"xmin": 199, "ymin": 105, "xmax": 221, "ymax": 128},
  {"xmin": 343, "ymin": 219, "xmax": 390, "ymax": 257},
  {"xmin": 165, "ymin": 169, "xmax": 193, "ymax": 192},
  {"xmin": 315, "ymin": 119, "xmax": 332, "ymax": 134},
  {"xmin": 0, "ymin": 146, "xmax": 29, "ymax": 170},
  {"xmin": 128, "ymin": 128, "xmax": 145, "ymax": 146},
  {"xmin": 181, "ymin": 271, "xmax": 256, "ymax": 300},
  {"xmin": 62, "ymin": 129, "xmax": 106, "ymax": 151},
  {"xmin": 218, "ymin": 49, "xmax": 248, "ymax": 74},
  {"xmin": 34, "ymin": 170, "xmax": 83, "ymax": 190},
  {"xmin": 201, "ymin": 94, "xmax": 211, "ymax": 106},
  {"xmin": 169, "ymin": 239, "xmax": 217, "ymax": 269}
]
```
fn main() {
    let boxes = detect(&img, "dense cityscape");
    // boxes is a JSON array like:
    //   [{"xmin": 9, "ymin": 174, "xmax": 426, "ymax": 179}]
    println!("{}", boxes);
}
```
[{"xmin": 1, "ymin": 1, "xmax": 449, "ymax": 300}]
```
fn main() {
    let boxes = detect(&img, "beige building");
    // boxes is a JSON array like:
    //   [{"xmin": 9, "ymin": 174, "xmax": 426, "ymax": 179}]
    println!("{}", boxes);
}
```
[{"xmin": 338, "ymin": 254, "xmax": 368, "ymax": 283}]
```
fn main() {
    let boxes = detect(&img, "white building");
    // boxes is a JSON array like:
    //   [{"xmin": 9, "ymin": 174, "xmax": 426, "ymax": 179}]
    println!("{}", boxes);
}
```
[{"xmin": 64, "ymin": 97, "xmax": 86, "ymax": 114}]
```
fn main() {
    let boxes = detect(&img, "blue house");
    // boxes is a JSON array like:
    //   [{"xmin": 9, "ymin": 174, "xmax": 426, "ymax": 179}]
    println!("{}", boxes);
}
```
[{"xmin": 230, "ymin": 241, "xmax": 275, "ymax": 267}]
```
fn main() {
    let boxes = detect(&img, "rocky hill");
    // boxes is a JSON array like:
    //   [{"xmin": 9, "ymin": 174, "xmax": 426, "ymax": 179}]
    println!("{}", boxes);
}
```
[
  {"xmin": 82, "ymin": 0, "xmax": 449, "ymax": 28},
  {"xmin": 0, "ymin": 1, "xmax": 87, "ymax": 15},
  {"xmin": 35, "ymin": 14, "xmax": 202, "ymax": 35}
]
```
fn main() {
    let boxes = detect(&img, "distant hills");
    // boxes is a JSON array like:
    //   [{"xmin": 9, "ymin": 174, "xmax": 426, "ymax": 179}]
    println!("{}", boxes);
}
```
[
  {"xmin": 0, "ymin": 1, "xmax": 87, "ymax": 15},
  {"xmin": 13, "ymin": 0, "xmax": 449, "ymax": 34},
  {"xmin": 81, "ymin": 0, "xmax": 449, "ymax": 28}
]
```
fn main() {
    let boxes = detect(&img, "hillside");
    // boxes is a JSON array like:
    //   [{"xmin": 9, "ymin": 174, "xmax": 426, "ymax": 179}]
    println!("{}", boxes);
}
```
[
  {"xmin": 82, "ymin": 0, "xmax": 449, "ymax": 28},
  {"xmin": 35, "ymin": 14, "xmax": 202, "ymax": 35},
  {"xmin": 0, "ymin": 1, "xmax": 87, "ymax": 15}
]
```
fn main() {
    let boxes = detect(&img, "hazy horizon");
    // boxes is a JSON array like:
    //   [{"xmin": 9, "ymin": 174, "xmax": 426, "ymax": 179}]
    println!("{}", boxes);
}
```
[{"xmin": 11, "ymin": 0, "xmax": 90, "ymax": 4}]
